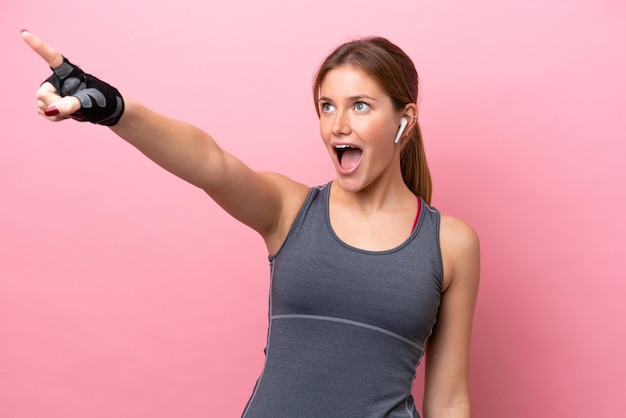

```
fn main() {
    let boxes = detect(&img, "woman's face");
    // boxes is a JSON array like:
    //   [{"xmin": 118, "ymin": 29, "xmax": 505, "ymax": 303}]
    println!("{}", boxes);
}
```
[{"xmin": 318, "ymin": 65, "xmax": 405, "ymax": 193}]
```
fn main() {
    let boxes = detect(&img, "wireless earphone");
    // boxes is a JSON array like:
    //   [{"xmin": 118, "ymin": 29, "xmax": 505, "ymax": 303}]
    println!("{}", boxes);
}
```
[{"xmin": 393, "ymin": 117, "xmax": 409, "ymax": 144}]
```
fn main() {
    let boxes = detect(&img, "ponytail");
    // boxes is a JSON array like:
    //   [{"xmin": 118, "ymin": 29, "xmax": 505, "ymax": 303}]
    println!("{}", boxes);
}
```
[{"xmin": 401, "ymin": 121, "xmax": 432, "ymax": 205}]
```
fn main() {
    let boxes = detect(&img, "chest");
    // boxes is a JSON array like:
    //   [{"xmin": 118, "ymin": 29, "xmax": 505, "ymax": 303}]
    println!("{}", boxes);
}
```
[{"xmin": 270, "ymin": 209, "xmax": 442, "ymax": 343}]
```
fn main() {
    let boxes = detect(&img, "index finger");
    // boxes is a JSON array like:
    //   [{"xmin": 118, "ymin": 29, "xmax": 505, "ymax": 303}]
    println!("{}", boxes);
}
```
[{"xmin": 21, "ymin": 30, "xmax": 64, "ymax": 69}]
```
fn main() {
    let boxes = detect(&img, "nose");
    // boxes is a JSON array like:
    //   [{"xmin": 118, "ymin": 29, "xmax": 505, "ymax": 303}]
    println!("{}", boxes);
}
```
[{"xmin": 331, "ymin": 110, "xmax": 351, "ymax": 136}]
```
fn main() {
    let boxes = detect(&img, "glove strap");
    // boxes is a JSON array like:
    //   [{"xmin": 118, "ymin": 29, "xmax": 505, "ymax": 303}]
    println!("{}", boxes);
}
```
[{"xmin": 45, "ymin": 57, "xmax": 125, "ymax": 126}]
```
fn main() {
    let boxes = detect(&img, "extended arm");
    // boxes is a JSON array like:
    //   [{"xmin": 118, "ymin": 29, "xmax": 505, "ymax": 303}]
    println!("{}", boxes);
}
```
[
  {"xmin": 22, "ymin": 31, "xmax": 309, "ymax": 253},
  {"xmin": 423, "ymin": 215, "xmax": 480, "ymax": 418}
]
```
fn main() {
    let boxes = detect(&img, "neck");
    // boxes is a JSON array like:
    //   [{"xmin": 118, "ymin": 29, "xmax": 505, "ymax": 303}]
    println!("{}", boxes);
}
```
[{"xmin": 331, "ymin": 174, "xmax": 414, "ymax": 214}]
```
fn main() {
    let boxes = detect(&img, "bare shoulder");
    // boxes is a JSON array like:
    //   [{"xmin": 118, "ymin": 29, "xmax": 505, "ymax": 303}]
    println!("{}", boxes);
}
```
[
  {"xmin": 258, "ymin": 171, "xmax": 310, "ymax": 209},
  {"xmin": 439, "ymin": 215, "xmax": 480, "ymax": 252},
  {"xmin": 439, "ymin": 214, "xmax": 480, "ymax": 290}
]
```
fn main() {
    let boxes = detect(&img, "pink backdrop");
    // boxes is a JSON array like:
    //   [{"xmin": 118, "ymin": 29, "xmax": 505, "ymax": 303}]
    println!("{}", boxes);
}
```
[{"xmin": 2, "ymin": 1, "xmax": 625, "ymax": 417}]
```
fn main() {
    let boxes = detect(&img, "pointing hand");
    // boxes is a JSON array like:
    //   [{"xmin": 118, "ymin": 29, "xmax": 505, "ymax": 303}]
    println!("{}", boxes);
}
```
[{"xmin": 22, "ymin": 30, "xmax": 125, "ymax": 126}]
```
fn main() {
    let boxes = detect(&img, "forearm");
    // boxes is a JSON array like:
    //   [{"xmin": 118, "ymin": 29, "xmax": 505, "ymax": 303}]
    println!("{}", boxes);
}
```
[{"xmin": 110, "ymin": 98, "xmax": 224, "ymax": 190}]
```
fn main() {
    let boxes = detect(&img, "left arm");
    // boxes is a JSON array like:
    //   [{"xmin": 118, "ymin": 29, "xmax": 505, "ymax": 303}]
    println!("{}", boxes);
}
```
[{"xmin": 423, "ymin": 215, "xmax": 480, "ymax": 418}]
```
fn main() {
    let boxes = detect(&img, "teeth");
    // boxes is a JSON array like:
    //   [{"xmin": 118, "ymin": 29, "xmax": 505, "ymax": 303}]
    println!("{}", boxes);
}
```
[{"xmin": 335, "ymin": 145, "xmax": 353, "ymax": 149}]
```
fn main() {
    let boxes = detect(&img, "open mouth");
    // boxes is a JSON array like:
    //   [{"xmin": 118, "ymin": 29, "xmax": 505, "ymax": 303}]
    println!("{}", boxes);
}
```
[{"xmin": 335, "ymin": 145, "xmax": 363, "ymax": 171}]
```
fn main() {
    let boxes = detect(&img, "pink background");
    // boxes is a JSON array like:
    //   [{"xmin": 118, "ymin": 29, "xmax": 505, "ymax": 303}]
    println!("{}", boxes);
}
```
[{"xmin": 1, "ymin": 1, "xmax": 625, "ymax": 417}]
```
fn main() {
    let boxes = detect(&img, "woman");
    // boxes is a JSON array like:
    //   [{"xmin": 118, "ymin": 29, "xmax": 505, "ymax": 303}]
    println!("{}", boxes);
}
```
[{"xmin": 22, "ymin": 30, "xmax": 479, "ymax": 417}]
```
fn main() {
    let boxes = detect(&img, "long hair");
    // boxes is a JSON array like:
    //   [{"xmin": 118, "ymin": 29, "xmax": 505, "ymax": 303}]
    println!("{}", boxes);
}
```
[{"xmin": 312, "ymin": 37, "xmax": 432, "ymax": 204}]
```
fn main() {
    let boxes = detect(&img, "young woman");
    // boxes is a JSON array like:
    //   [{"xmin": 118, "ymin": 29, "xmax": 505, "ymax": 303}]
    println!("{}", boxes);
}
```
[{"xmin": 22, "ymin": 30, "xmax": 480, "ymax": 418}]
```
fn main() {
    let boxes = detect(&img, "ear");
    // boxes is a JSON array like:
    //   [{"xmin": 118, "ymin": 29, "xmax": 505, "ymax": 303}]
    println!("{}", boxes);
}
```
[
  {"xmin": 402, "ymin": 103, "xmax": 418, "ymax": 135},
  {"xmin": 394, "ymin": 104, "xmax": 418, "ymax": 145}
]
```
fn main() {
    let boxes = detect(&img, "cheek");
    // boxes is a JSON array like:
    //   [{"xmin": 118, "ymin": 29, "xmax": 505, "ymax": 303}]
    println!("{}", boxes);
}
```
[
  {"xmin": 357, "ymin": 120, "xmax": 394, "ymax": 145},
  {"xmin": 318, "ymin": 119, "xmax": 332, "ymax": 142}
]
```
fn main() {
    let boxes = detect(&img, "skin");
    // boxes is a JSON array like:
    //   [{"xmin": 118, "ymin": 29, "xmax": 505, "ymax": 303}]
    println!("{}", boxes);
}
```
[
  {"xmin": 319, "ymin": 66, "xmax": 419, "ymax": 251},
  {"xmin": 22, "ymin": 30, "xmax": 480, "ymax": 418}
]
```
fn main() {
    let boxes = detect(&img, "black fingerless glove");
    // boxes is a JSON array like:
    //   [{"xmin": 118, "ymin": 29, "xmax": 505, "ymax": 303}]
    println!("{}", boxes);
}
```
[{"xmin": 45, "ymin": 57, "xmax": 125, "ymax": 126}]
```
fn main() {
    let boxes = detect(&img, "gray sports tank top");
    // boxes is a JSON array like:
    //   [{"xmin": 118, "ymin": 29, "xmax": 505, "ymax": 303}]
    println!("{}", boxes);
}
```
[{"xmin": 243, "ymin": 183, "xmax": 443, "ymax": 417}]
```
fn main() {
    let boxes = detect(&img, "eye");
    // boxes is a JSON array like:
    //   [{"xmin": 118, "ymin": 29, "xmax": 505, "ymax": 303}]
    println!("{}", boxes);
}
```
[
  {"xmin": 321, "ymin": 102, "xmax": 335, "ymax": 113},
  {"xmin": 354, "ymin": 101, "xmax": 370, "ymax": 112}
]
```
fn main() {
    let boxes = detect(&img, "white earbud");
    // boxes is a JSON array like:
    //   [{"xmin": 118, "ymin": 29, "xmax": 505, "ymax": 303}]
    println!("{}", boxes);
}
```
[{"xmin": 393, "ymin": 117, "xmax": 409, "ymax": 144}]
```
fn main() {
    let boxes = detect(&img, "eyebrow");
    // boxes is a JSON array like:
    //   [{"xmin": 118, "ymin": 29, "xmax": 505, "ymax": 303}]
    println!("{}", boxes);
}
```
[{"xmin": 318, "ymin": 95, "xmax": 378, "ymax": 103}]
